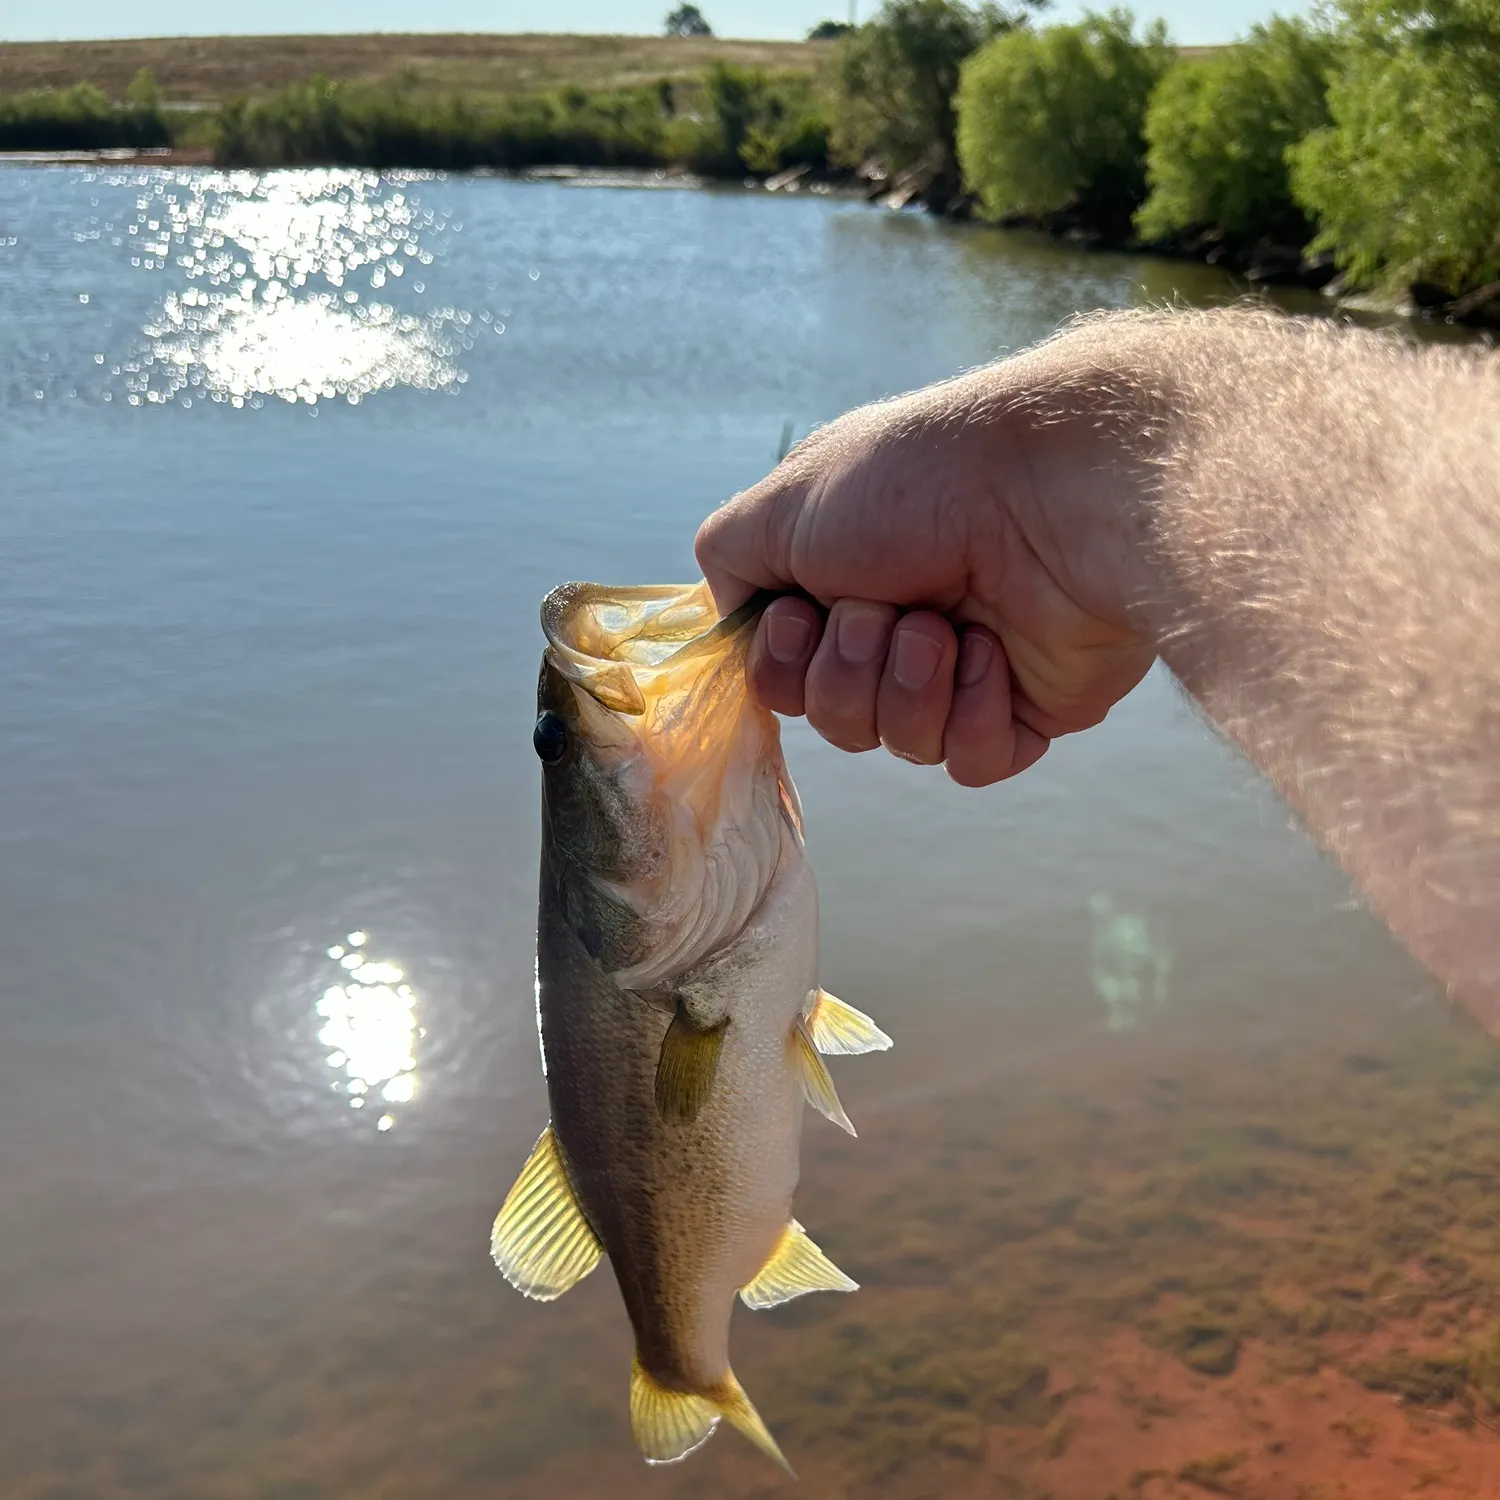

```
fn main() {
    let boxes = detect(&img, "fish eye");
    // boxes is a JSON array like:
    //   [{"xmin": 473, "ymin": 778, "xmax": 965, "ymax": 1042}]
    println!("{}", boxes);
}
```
[{"xmin": 533, "ymin": 711, "xmax": 568, "ymax": 765}]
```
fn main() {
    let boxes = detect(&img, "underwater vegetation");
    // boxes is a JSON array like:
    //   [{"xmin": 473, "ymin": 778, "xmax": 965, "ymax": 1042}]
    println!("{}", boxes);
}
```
[{"xmin": 15, "ymin": 995, "xmax": 1500, "ymax": 1498}]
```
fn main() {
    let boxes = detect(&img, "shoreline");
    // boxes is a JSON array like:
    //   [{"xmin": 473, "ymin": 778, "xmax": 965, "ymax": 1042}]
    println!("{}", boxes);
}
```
[{"xmin": 0, "ymin": 149, "xmax": 1478, "ymax": 331}]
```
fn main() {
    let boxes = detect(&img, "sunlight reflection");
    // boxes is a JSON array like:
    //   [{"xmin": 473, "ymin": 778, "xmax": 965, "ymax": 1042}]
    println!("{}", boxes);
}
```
[
  {"xmin": 315, "ymin": 929, "xmax": 423, "ymax": 1130},
  {"xmin": 1089, "ymin": 893, "xmax": 1173, "ymax": 1032},
  {"xmin": 107, "ymin": 169, "xmax": 474, "ymax": 405}
]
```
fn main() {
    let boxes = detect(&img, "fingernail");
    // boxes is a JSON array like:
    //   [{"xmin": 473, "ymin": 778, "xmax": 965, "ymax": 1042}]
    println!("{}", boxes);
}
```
[
  {"xmin": 765, "ymin": 610, "xmax": 812, "ymax": 665},
  {"xmin": 957, "ymin": 630, "xmax": 993, "ymax": 688},
  {"xmin": 892, "ymin": 628, "xmax": 942, "ymax": 690},
  {"xmin": 836, "ymin": 604, "xmax": 888, "ymax": 664}
]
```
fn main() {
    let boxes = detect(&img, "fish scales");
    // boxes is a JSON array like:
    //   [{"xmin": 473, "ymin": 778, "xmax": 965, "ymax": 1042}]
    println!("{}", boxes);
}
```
[{"xmin": 492, "ymin": 580, "xmax": 893, "ymax": 1474}]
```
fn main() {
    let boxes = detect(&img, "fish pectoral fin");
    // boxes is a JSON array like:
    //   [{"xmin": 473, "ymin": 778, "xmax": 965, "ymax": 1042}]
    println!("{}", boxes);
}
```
[
  {"xmin": 490, "ymin": 1123, "xmax": 602, "ymax": 1301},
  {"xmin": 630, "ymin": 1358, "xmax": 794, "ymax": 1476},
  {"xmin": 740, "ymin": 1219, "xmax": 860, "ymax": 1309},
  {"xmin": 793, "ymin": 1018, "xmax": 856, "ymax": 1136},
  {"xmin": 804, "ymin": 987, "xmax": 892, "ymax": 1056},
  {"xmin": 654, "ymin": 1002, "xmax": 728, "ymax": 1123}
]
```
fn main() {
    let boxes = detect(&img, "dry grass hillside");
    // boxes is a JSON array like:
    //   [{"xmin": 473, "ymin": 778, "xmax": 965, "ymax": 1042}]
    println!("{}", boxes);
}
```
[{"xmin": 0, "ymin": 33, "xmax": 833, "ymax": 103}]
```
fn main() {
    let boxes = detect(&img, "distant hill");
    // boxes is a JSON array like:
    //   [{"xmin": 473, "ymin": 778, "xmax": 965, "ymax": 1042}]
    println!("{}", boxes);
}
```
[{"xmin": 0, "ymin": 33, "xmax": 834, "ymax": 104}]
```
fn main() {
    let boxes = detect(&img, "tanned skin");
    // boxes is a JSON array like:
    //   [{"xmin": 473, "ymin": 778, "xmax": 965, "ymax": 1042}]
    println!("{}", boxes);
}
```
[{"xmin": 695, "ymin": 308, "xmax": 1500, "ymax": 1024}]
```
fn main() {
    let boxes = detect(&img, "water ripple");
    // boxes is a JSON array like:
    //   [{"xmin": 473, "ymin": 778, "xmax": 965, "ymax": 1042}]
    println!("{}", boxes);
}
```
[{"xmin": 104, "ymin": 168, "xmax": 473, "ymax": 406}]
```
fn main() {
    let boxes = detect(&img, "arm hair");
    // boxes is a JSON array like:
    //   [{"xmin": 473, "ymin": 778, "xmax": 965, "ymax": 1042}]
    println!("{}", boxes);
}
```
[{"xmin": 1034, "ymin": 308, "xmax": 1500, "ymax": 1020}]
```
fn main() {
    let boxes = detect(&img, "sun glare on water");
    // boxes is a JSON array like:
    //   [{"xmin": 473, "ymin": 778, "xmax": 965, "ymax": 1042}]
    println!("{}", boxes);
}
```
[
  {"xmin": 316, "ymin": 929, "xmax": 424, "ymax": 1133},
  {"xmin": 99, "ymin": 168, "xmax": 480, "ymax": 406}
]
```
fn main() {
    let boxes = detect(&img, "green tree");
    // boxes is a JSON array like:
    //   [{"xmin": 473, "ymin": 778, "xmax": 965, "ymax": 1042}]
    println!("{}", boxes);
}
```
[
  {"xmin": 124, "ymin": 67, "xmax": 161, "ymax": 112},
  {"xmin": 702, "ymin": 60, "xmax": 763, "ymax": 160},
  {"xmin": 808, "ymin": 19, "xmax": 854, "ymax": 38},
  {"xmin": 1136, "ymin": 18, "xmax": 1336, "ymax": 243},
  {"xmin": 829, "ymin": 0, "xmax": 1037, "ymax": 187},
  {"xmin": 665, "ymin": 3, "xmax": 713, "ymax": 35},
  {"xmin": 1289, "ymin": 0, "xmax": 1500, "ymax": 295},
  {"xmin": 956, "ymin": 10, "xmax": 1172, "ymax": 231}
]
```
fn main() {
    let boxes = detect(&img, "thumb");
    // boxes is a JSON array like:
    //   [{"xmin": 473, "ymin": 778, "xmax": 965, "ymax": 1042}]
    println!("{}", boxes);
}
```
[{"xmin": 694, "ymin": 472, "xmax": 804, "ymax": 616}]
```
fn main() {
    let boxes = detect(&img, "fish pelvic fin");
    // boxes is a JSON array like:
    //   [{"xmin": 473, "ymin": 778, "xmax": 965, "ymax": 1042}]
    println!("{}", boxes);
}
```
[
  {"xmin": 804, "ymin": 987, "xmax": 892, "ymax": 1056},
  {"xmin": 654, "ymin": 1002, "xmax": 729, "ymax": 1123},
  {"xmin": 793, "ymin": 1018, "xmax": 856, "ymax": 1136},
  {"xmin": 740, "ymin": 1219, "xmax": 860, "ymax": 1309},
  {"xmin": 490, "ymin": 1123, "xmax": 602, "ymax": 1301}
]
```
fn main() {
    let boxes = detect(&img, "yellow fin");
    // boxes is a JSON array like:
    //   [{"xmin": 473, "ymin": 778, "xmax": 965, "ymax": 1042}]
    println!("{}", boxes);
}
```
[
  {"xmin": 654, "ymin": 1004, "xmax": 729, "ymax": 1123},
  {"xmin": 629, "ymin": 1357, "xmax": 720, "ymax": 1465},
  {"xmin": 793, "ymin": 1019, "xmax": 856, "ymax": 1136},
  {"xmin": 740, "ymin": 1219, "xmax": 860, "ymax": 1309},
  {"xmin": 804, "ymin": 988, "xmax": 892, "ymax": 1056},
  {"xmin": 629, "ymin": 1359, "xmax": 793, "ymax": 1474},
  {"xmin": 714, "ymin": 1371, "xmax": 795, "ymax": 1476},
  {"xmin": 490, "ymin": 1124, "xmax": 602, "ymax": 1301}
]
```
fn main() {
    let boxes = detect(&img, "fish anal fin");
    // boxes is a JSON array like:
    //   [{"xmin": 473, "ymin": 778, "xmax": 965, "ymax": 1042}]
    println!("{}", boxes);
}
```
[
  {"xmin": 490, "ymin": 1124, "xmax": 602, "ymax": 1301},
  {"xmin": 741, "ymin": 1219, "xmax": 859, "ymax": 1309},
  {"xmin": 804, "ymin": 988, "xmax": 892, "ymax": 1056},
  {"xmin": 793, "ymin": 1019, "xmax": 856, "ymax": 1136},
  {"xmin": 655, "ymin": 1003, "xmax": 729, "ymax": 1123}
]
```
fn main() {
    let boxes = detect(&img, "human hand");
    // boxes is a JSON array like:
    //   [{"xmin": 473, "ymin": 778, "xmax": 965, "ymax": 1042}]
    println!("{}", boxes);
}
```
[{"xmin": 694, "ymin": 349, "xmax": 1159, "ymax": 786}]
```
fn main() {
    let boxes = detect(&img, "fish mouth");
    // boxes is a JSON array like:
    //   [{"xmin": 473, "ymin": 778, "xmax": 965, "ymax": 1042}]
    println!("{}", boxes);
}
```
[{"xmin": 540, "ymin": 582, "xmax": 776, "ymax": 716}]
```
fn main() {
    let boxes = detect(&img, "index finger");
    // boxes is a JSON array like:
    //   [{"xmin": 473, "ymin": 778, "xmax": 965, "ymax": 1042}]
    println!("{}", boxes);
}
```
[{"xmin": 694, "ymin": 470, "xmax": 805, "ymax": 616}]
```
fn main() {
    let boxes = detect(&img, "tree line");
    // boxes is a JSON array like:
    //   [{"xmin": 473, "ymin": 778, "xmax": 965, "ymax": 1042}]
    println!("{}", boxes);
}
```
[{"xmin": 4, "ymin": 2, "xmax": 1498, "ymax": 316}]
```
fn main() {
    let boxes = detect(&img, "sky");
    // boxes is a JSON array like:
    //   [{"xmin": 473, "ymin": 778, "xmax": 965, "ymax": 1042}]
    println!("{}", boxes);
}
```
[{"xmin": 1, "ymin": 0, "xmax": 1311, "ymax": 48}]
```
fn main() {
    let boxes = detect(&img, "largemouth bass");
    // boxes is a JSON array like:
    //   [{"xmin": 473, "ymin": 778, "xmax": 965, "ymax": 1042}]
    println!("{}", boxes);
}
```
[{"xmin": 490, "ymin": 580, "xmax": 891, "ymax": 1474}]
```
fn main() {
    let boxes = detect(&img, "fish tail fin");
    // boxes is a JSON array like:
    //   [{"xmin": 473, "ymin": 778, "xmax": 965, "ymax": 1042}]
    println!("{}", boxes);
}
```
[
  {"xmin": 629, "ymin": 1355, "xmax": 720, "ymax": 1465},
  {"xmin": 712, "ymin": 1371, "xmax": 795, "ymax": 1477},
  {"xmin": 629, "ymin": 1357, "xmax": 794, "ymax": 1477}
]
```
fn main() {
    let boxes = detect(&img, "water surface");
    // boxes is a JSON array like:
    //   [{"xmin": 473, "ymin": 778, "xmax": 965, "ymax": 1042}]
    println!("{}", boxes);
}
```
[{"xmin": 0, "ymin": 168, "xmax": 1487, "ymax": 1500}]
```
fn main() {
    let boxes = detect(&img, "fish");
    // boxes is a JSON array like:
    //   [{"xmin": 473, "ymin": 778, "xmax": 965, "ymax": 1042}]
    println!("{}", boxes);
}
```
[{"xmin": 490, "ymin": 579, "xmax": 892, "ymax": 1475}]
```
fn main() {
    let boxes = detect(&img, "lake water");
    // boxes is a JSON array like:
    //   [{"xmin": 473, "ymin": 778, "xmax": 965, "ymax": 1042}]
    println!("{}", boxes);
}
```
[{"xmin": 2, "ymin": 167, "xmax": 1495, "ymax": 1500}]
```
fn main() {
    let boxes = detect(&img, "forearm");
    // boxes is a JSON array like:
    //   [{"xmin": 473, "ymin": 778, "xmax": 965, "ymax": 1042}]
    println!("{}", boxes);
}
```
[{"xmin": 1021, "ymin": 310, "xmax": 1500, "ymax": 1019}]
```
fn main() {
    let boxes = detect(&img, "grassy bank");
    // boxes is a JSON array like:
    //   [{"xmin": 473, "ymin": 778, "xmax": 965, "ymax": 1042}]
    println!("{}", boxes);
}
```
[
  {"xmin": 0, "ymin": 32, "xmax": 829, "ymax": 105},
  {"xmin": 209, "ymin": 69, "xmax": 828, "ymax": 175},
  {"xmin": 5, "ymin": 5, "xmax": 1498, "ymax": 321}
]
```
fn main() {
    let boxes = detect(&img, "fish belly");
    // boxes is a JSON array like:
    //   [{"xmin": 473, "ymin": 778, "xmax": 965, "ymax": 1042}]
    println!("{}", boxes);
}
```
[{"xmin": 539, "ymin": 851, "xmax": 817, "ymax": 1392}]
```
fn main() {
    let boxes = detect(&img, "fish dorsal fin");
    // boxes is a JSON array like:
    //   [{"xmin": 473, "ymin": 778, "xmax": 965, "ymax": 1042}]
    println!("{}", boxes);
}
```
[
  {"xmin": 629, "ymin": 1361, "xmax": 794, "ymax": 1475},
  {"xmin": 654, "ymin": 1003, "xmax": 729, "ymax": 1123},
  {"xmin": 804, "ymin": 988, "xmax": 892, "ymax": 1056},
  {"xmin": 490, "ymin": 1124, "xmax": 603, "ymax": 1301},
  {"xmin": 793, "ymin": 1019, "xmax": 856, "ymax": 1136},
  {"xmin": 740, "ymin": 1219, "xmax": 859, "ymax": 1309}
]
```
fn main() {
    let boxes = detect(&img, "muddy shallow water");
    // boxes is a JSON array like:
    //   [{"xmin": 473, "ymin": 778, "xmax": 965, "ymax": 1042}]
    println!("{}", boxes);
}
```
[{"xmin": 0, "ymin": 166, "xmax": 1491, "ymax": 1500}]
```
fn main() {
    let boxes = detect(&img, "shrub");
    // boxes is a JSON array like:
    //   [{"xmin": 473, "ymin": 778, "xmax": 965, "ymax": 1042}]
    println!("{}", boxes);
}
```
[
  {"xmin": 1136, "ymin": 17, "xmax": 1337, "ymax": 244},
  {"xmin": 829, "ymin": 0, "xmax": 1032, "ymax": 183},
  {"xmin": 210, "ymin": 72, "xmax": 828, "ymax": 176},
  {"xmin": 0, "ymin": 79, "xmax": 170, "ymax": 151},
  {"xmin": 956, "ymin": 10, "xmax": 1173, "ymax": 233},
  {"xmin": 1289, "ymin": 0, "xmax": 1500, "ymax": 296}
]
